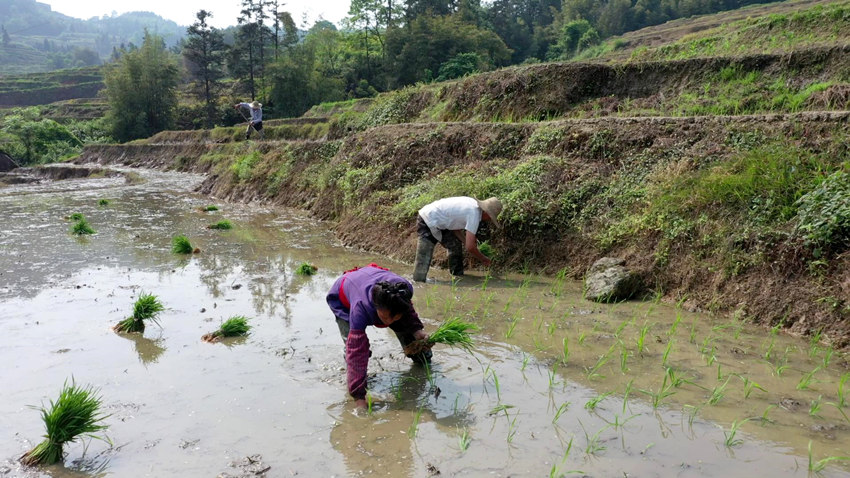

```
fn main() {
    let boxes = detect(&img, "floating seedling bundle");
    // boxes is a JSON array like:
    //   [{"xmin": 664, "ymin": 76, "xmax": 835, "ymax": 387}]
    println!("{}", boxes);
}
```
[
  {"xmin": 296, "ymin": 262, "xmax": 318, "ymax": 275},
  {"xmin": 113, "ymin": 293, "xmax": 165, "ymax": 334},
  {"xmin": 207, "ymin": 220, "xmax": 233, "ymax": 230},
  {"xmin": 172, "ymin": 235, "xmax": 198, "ymax": 254},
  {"xmin": 67, "ymin": 213, "xmax": 95, "ymax": 235},
  {"xmin": 202, "ymin": 316, "xmax": 252, "ymax": 343},
  {"xmin": 20, "ymin": 380, "xmax": 109, "ymax": 467},
  {"xmin": 405, "ymin": 316, "xmax": 479, "ymax": 355}
]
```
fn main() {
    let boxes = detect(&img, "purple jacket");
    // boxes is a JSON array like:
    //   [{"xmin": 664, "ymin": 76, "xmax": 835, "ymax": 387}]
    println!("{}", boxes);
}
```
[{"xmin": 327, "ymin": 265, "xmax": 423, "ymax": 399}]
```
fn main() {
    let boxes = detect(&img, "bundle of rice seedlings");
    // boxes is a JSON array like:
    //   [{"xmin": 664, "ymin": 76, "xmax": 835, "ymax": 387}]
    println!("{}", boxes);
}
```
[
  {"xmin": 427, "ymin": 316, "xmax": 479, "ymax": 351},
  {"xmin": 478, "ymin": 241, "xmax": 494, "ymax": 259},
  {"xmin": 19, "ymin": 380, "xmax": 109, "ymax": 467},
  {"xmin": 296, "ymin": 262, "xmax": 318, "ymax": 276},
  {"xmin": 172, "ymin": 235, "xmax": 194, "ymax": 254},
  {"xmin": 67, "ymin": 213, "xmax": 84, "ymax": 221},
  {"xmin": 202, "ymin": 316, "xmax": 251, "ymax": 342},
  {"xmin": 207, "ymin": 220, "xmax": 233, "ymax": 230},
  {"xmin": 71, "ymin": 218, "xmax": 95, "ymax": 235},
  {"xmin": 113, "ymin": 293, "xmax": 165, "ymax": 333},
  {"xmin": 202, "ymin": 205, "xmax": 219, "ymax": 212},
  {"xmin": 97, "ymin": 199, "xmax": 110, "ymax": 206}
]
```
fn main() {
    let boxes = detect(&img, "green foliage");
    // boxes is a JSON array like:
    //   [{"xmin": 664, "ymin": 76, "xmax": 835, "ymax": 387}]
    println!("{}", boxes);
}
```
[
  {"xmin": 71, "ymin": 218, "xmax": 95, "ymax": 235},
  {"xmin": 296, "ymin": 262, "xmax": 318, "ymax": 276},
  {"xmin": 20, "ymin": 380, "xmax": 108, "ymax": 467},
  {"xmin": 208, "ymin": 220, "xmax": 233, "ymax": 230},
  {"xmin": 795, "ymin": 169, "xmax": 850, "ymax": 255},
  {"xmin": 231, "ymin": 151, "xmax": 263, "ymax": 181},
  {"xmin": 98, "ymin": 199, "xmax": 109, "ymax": 206},
  {"xmin": 104, "ymin": 32, "xmax": 179, "ymax": 142},
  {"xmin": 436, "ymin": 53, "xmax": 482, "ymax": 82},
  {"xmin": 171, "ymin": 235, "xmax": 193, "ymax": 254},
  {"xmin": 0, "ymin": 108, "xmax": 83, "ymax": 165},
  {"xmin": 549, "ymin": 20, "xmax": 600, "ymax": 60}
]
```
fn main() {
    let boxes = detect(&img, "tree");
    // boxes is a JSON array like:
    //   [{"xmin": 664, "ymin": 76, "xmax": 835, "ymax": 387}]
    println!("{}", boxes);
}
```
[
  {"xmin": 184, "ymin": 10, "xmax": 226, "ymax": 127},
  {"xmin": 1, "ymin": 109, "xmax": 82, "ymax": 165},
  {"xmin": 436, "ymin": 52, "xmax": 480, "ymax": 81},
  {"xmin": 104, "ymin": 32, "xmax": 180, "ymax": 142},
  {"xmin": 1, "ymin": 25, "xmax": 9, "ymax": 46}
]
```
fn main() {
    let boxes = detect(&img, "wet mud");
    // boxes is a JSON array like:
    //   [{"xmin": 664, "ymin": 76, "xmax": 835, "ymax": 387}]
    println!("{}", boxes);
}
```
[{"xmin": 0, "ymin": 166, "xmax": 848, "ymax": 477}]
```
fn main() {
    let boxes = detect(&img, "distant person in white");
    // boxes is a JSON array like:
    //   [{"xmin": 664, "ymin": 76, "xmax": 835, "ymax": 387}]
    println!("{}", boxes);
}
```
[
  {"xmin": 234, "ymin": 100, "xmax": 264, "ymax": 140},
  {"xmin": 413, "ymin": 196, "xmax": 502, "ymax": 282}
]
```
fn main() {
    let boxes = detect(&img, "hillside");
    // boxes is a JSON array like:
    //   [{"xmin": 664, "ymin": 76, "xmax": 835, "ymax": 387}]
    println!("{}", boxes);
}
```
[
  {"xmin": 69, "ymin": 0, "xmax": 850, "ymax": 347},
  {"xmin": 0, "ymin": 0, "xmax": 185, "ymax": 74}
]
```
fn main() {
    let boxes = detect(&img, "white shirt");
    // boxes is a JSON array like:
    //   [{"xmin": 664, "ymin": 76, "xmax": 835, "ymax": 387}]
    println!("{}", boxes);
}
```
[{"xmin": 418, "ymin": 196, "xmax": 481, "ymax": 242}]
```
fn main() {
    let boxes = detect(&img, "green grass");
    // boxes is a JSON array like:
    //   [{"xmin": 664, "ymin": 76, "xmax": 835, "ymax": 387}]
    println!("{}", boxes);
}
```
[
  {"xmin": 70, "ymin": 218, "xmax": 95, "ymax": 235},
  {"xmin": 113, "ymin": 293, "xmax": 165, "ymax": 334},
  {"xmin": 19, "ymin": 380, "xmax": 109, "ymax": 466},
  {"xmin": 295, "ymin": 262, "xmax": 318, "ymax": 276},
  {"xmin": 171, "ymin": 235, "xmax": 193, "ymax": 254},
  {"xmin": 208, "ymin": 220, "xmax": 233, "ymax": 230}
]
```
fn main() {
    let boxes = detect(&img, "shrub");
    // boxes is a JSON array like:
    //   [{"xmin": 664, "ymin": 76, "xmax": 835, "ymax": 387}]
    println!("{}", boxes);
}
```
[{"xmin": 795, "ymin": 169, "xmax": 850, "ymax": 254}]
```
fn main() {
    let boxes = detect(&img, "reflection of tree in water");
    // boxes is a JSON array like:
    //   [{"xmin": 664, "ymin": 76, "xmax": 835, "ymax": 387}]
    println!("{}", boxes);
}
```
[
  {"xmin": 116, "ymin": 333, "xmax": 166, "ymax": 365},
  {"xmin": 328, "ymin": 365, "xmax": 474, "ymax": 478}
]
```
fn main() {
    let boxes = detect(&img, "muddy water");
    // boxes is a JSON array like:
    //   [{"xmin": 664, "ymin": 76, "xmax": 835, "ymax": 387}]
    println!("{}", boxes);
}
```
[{"xmin": 0, "ymin": 166, "xmax": 848, "ymax": 477}]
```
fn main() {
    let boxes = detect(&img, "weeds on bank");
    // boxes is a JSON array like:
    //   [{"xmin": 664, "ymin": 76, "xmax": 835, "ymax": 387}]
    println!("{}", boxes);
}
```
[{"xmin": 20, "ymin": 380, "xmax": 109, "ymax": 467}]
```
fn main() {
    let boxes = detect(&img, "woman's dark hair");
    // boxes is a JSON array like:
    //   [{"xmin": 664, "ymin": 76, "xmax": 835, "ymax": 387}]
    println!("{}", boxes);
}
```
[{"xmin": 372, "ymin": 281, "xmax": 413, "ymax": 316}]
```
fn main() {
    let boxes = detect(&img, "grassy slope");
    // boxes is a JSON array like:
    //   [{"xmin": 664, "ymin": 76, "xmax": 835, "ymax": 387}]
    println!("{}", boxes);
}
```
[{"xmin": 78, "ymin": 0, "xmax": 850, "ymax": 346}]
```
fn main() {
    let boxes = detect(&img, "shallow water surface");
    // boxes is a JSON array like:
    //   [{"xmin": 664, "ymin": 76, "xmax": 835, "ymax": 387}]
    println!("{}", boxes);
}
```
[{"xmin": 0, "ymin": 166, "xmax": 848, "ymax": 477}]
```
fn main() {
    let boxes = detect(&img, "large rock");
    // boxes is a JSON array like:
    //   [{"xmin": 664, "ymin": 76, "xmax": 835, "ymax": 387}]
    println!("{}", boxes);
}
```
[
  {"xmin": 584, "ymin": 257, "xmax": 641, "ymax": 302},
  {"xmin": 0, "ymin": 152, "xmax": 18, "ymax": 172}
]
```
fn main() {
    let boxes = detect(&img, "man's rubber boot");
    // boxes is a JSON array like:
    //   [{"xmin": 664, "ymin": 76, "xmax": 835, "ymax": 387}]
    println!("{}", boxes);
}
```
[
  {"xmin": 413, "ymin": 238, "xmax": 434, "ymax": 282},
  {"xmin": 444, "ymin": 234, "xmax": 465, "ymax": 277}
]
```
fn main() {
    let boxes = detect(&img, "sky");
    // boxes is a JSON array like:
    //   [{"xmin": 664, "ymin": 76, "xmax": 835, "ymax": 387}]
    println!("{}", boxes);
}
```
[{"xmin": 38, "ymin": 0, "xmax": 352, "ymax": 29}]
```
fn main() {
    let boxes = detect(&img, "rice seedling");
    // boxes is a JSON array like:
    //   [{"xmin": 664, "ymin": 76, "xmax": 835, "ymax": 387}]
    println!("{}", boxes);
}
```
[
  {"xmin": 492, "ymin": 371, "xmax": 501, "ymax": 403},
  {"xmin": 707, "ymin": 378, "xmax": 730, "ymax": 406},
  {"xmin": 202, "ymin": 315, "xmax": 251, "ymax": 342},
  {"xmin": 113, "ymin": 292, "xmax": 165, "ymax": 334},
  {"xmin": 521, "ymin": 353, "xmax": 530, "ymax": 372},
  {"xmin": 202, "ymin": 205, "xmax": 219, "ymax": 211},
  {"xmin": 207, "ymin": 220, "xmax": 233, "ymax": 230},
  {"xmin": 68, "ymin": 213, "xmax": 84, "ymax": 221},
  {"xmin": 810, "ymin": 395, "xmax": 824, "ymax": 418},
  {"xmin": 548, "ymin": 364, "xmax": 560, "ymax": 390},
  {"xmin": 614, "ymin": 318, "xmax": 630, "ymax": 339},
  {"xmin": 458, "ymin": 427, "xmax": 471, "ymax": 451},
  {"xmin": 822, "ymin": 347, "xmax": 834, "ymax": 368},
  {"xmin": 662, "ymin": 339, "xmax": 675, "ymax": 367},
  {"xmin": 797, "ymin": 366, "xmax": 821, "ymax": 391},
  {"xmin": 71, "ymin": 218, "xmax": 95, "ymax": 235},
  {"xmin": 622, "ymin": 379, "xmax": 633, "ymax": 414},
  {"xmin": 759, "ymin": 404, "xmax": 776, "ymax": 426},
  {"xmin": 808, "ymin": 441, "xmax": 850, "ymax": 474},
  {"xmin": 478, "ymin": 240, "xmax": 494, "ymax": 259},
  {"xmin": 838, "ymin": 373, "xmax": 849, "ymax": 408},
  {"xmin": 688, "ymin": 320, "xmax": 698, "ymax": 344},
  {"xmin": 581, "ymin": 422, "xmax": 610, "ymax": 456},
  {"xmin": 549, "ymin": 438, "xmax": 581, "ymax": 477},
  {"xmin": 547, "ymin": 320, "xmax": 557, "ymax": 336},
  {"xmin": 741, "ymin": 376, "xmax": 767, "ymax": 399},
  {"xmin": 668, "ymin": 312, "xmax": 682, "ymax": 338},
  {"xmin": 19, "ymin": 380, "xmax": 109, "ymax": 466},
  {"xmin": 407, "ymin": 406, "xmax": 423, "ymax": 438},
  {"xmin": 771, "ymin": 361, "xmax": 789, "ymax": 377},
  {"xmin": 550, "ymin": 267, "xmax": 569, "ymax": 297},
  {"xmin": 506, "ymin": 410, "xmax": 519, "ymax": 443},
  {"xmin": 488, "ymin": 404, "xmax": 515, "ymax": 417},
  {"xmin": 480, "ymin": 270, "xmax": 492, "ymax": 291},
  {"xmin": 585, "ymin": 351, "xmax": 610, "ymax": 380},
  {"xmin": 683, "ymin": 404, "xmax": 702, "ymax": 429},
  {"xmin": 722, "ymin": 418, "xmax": 750, "ymax": 448},
  {"xmin": 700, "ymin": 338, "xmax": 717, "ymax": 366},
  {"xmin": 295, "ymin": 262, "xmax": 318, "ymax": 276},
  {"xmin": 665, "ymin": 367, "xmax": 700, "ymax": 389},
  {"xmin": 505, "ymin": 318, "xmax": 518, "ymax": 339},
  {"xmin": 560, "ymin": 337, "xmax": 570, "ymax": 365},
  {"xmin": 584, "ymin": 392, "xmax": 611, "ymax": 412},
  {"xmin": 577, "ymin": 331, "xmax": 587, "ymax": 346},
  {"xmin": 619, "ymin": 345, "xmax": 630, "ymax": 374},
  {"xmin": 171, "ymin": 235, "xmax": 194, "ymax": 254},
  {"xmin": 636, "ymin": 322, "xmax": 650, "ymax": 356},
  {"xmin": 553, "ymin": 402, "xmax": 570, "ymax": 424},
  {"xmin": 809, "ymin": 328, "xmax": 824, "ymax": 358},
  {"xmin": 426, "ymin": 317, "xmax": 478, "ymax": 352},
  {"xmin": 640, "ymin": 375, "xmax": 676, "ymax": 409},
  {"xmin": 763, "ymin": 338, "xmax": 776, "ymax": 361},
  {"xmin": 97, "ymin": 199, "xmax": 109, "ymax": 206}
]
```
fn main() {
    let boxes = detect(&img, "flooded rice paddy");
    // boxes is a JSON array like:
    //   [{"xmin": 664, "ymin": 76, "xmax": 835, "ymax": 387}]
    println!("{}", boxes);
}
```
[{"xmin": 0, "ymin": 165, "xmax": 848, "ymax": 477}]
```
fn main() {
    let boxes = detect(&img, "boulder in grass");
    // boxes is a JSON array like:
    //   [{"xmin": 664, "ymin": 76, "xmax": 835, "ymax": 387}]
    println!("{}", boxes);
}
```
[{"xmin": 584, "ymin": 257, "xmax": 642, "ymax": 302}]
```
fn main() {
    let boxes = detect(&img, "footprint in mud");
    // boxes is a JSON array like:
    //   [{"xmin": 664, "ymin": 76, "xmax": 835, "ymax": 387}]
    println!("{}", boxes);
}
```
[
  {"xmin": 810, "ymin": 423, "xmax": 847, "ymax": 440},
  {"xmin": 219, "ymin": 454, "xmax": 270, "ymax": 477},
  {"xmin": 779, "ymin": 397, "xmax": 802, "ymax": 412}
]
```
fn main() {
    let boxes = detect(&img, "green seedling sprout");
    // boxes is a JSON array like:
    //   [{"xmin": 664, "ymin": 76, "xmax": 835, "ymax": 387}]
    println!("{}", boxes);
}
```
[
  {"xmin": 808, "ymin": 440, "xmax": 850, "ymax": 473},
  {"xmin": 760, "ymin": 404, "xmax": 776, "ymax": 426},
  {"xmin": 295, "ymin": 262, "xmax": 318, "ymax": 276},
  {"xmin": 407, "ymin": 406, "xmax": 423, "ymax": 438},
  {"xmin": 620, "ymin": 345, "xmax": 630, "ymax": 373},
  {"xmin": 636, "ymin": 322, "xmax": 650, "ymax": 355},
  {"xmin": 707, "ymin": 377, "xmax": 730, "ymax": 406},
  {"xmin": 171, "ymin": 235, "xmax": 194, "ymax": 254},
  {"xmin": 207, "ymin": 220, "xmax": 233, "ymax": 230},
  {"xmin": 20, "ymin": 380, "xmax": 109, "ymax": 466},
  {"xmin": 505, "ymin": 318, "xmax": 518, "ymax": 339},
  {"xmin": 553, "ymin": 402, "xmax": 570, "ymax": 424},
  {"xmin": 622, "ymin": 379, "xmax": 634, "ymax": 414},
  {"xmin": 838, "ymin": 373, "xmax": 849, "ymax": 408},
  {"xmin": 584, "ymin": 392, "xmax": 611, "ymax": 412},
  {"xmin": 810, "ymin": 395, "xmax": 824, "ymax": 418},
  {"xmin": 202, "ymin": 315, "xmax": 251, "ymax": 342},
  {"xmin": 809, "ymin": 328, "xmax": 824, "ymax": 358},
  {"xmin": 722, "ymin": 418, "xmax": 750, "ymax": 448},
  {"xmin": 640, "ymin": 374, "xmax": 676, "ymax": 409},
  {"xmin": 741, "ymin": 376, "xmax": 767, "ymax": 399},
  {"xmin": 662, "ymin": 339, "xmax": 675, "ymax": 367},
  {"xmin": 458, "ymin": 427, "xmax": 471, "ymax": 451},
  {"xmin": 366, "ymin": 393, "xmax": 374, "ymax": 416},
  {"xmin": 578, "ymin": 331, "xmax": 587, "ymax": 346},
  {"xmin": 113, "ymin": 292, "xmax": 165, "ymax": 333},
  {"xmin": 71, "ymin": 218, "xmax": 95, "ymax": 235},
  {"xmin": 561, "ymin": 337, "xmax": 570, "ymax": 365},
  {"xmin": 797, "ymin": 365, "xmax": 821, "ymax": 391},
  {"xmin": 506, "ymin": 410, "xmax": 519, "ymax": 443},
  {"xmin": 581, "ymin": 422, "xmax": 610, "ymax": 456},
  {"xmin": 822, "ymin": 347, "xmax": 834, "ymax": 368}
]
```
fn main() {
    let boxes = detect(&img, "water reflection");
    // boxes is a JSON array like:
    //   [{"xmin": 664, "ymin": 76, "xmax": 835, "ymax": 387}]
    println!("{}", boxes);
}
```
[{"xmin": 115, "ymin": 333, "xmax": 166, "ymax": 365}]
